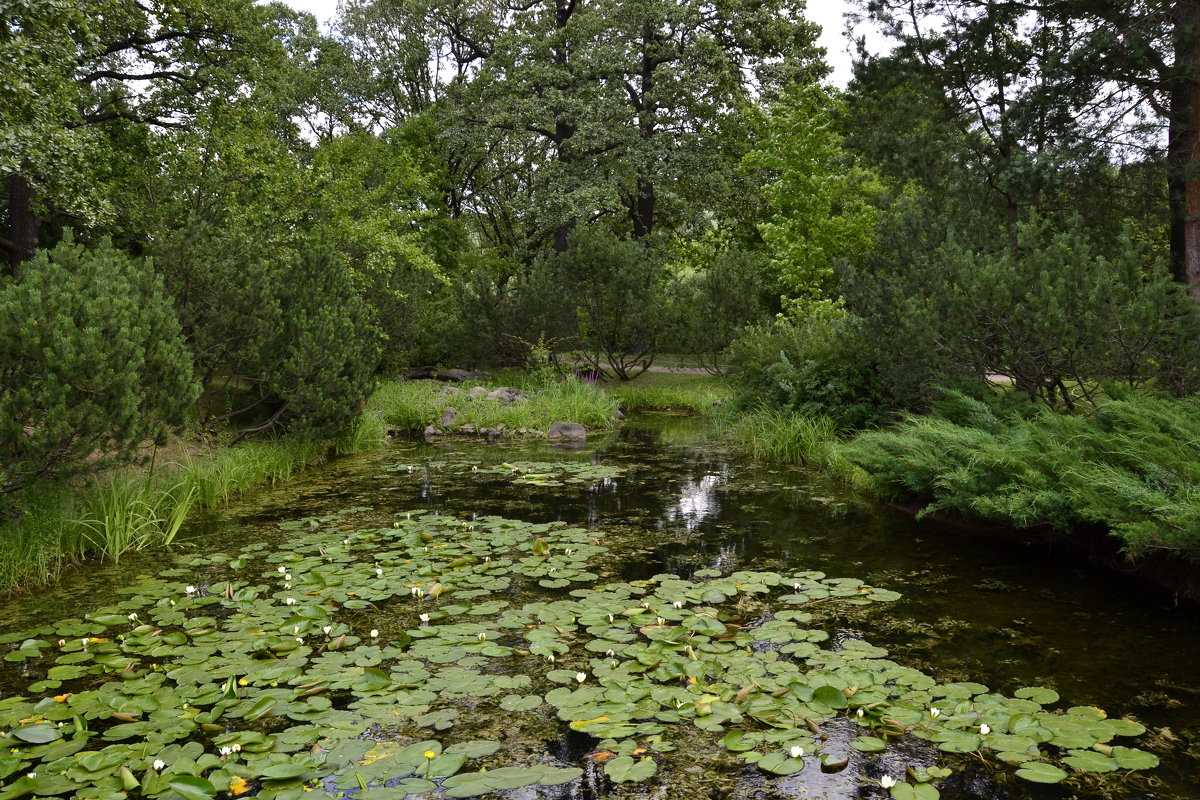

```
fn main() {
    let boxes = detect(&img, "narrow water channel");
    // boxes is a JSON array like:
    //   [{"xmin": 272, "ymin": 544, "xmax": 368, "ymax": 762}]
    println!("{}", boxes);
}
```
[{"xmin": 2, "ymin": 413, "xmax": 1197, "ymax": 799}]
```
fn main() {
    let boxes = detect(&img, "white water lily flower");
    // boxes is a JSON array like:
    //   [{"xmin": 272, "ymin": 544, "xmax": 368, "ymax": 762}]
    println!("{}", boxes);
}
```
[
  {"xmin": 152, "ymin": 759, "xmax": 165, "ymax": 771},
  {"xmin": 393, "ymin": 521, "xmax": 401, "ymax": 528},
  {"xmin": 127, "ymin": 612, "xmax": 138, "ymax": 622},
  {"xmin": 343, "ymin": 538, "xmax": 351, "ymax": 545},
  {"xmin": 930, "ymin": 707, "xmax": 941, "ymax": 718},
  {"xmin": 789, "ymin": 746, "xmax": 804, "ymax": 759},
  {"xmin": 231, "ymin": 744, "xmax": 241, "ymax": 752},
  {"xmin": 656, "ymin": 617, "xmax": 666, "ymax": 626},
  {"xmin": 284, "ymin": 573, "xmax": 292, "ymax": 581},
  {"xmin": 575, "ymin": 672, "xmax": 587, "ymax": 683},
  {"xmin": 284, "ymin": 583, "xmax": 291, "ymax": 589},
  {"xmin": 547, "ymin": 654, "xmax": 555, "ymax": 663},
  {"xmin": 293, "ymin": 626, "xmax": 300, "ymax": 634},
  {"xmin": 478, "ymin": 632, "xmax": 487, "ymax": 641},
  {"xmin": 370, "ymin": 629, "xmax": 379, "ymax": 638},
  {"xmin": 81, "ymin": 638, "xmax": 90, "ymax": 648},
  {"xmin": 277, "ymin": 566, "xmax": 287, "ymax": 573},
  {"xmin": 606, "ymin": 650, "xmax": 615, "ymax": 658},
  {"xmin": 323, "ymin": 626, "xmax": 332, "ymax": 635},
  {"xmin": 642, "ymin": 602, "xmax": 651, "ymax": 609},
  {"xmin": 856, "ymin": 708, "xmax": 864, "ymax": 718},
  {"xmin": 57, "ymin": 639, "xmax": 66, "ymax": 648},
  {"xmin": 880, "ymin": 775, "xmax": 896, "ymax": 789},
  {"xmin": 792, "ymin": 583, "xmax": 802, "ymax": 591},
  {"xmin": 607, "ymin": 614, "xmax": 614, "ymax": 623},
  {"xmin": 484, "ymin": 556, "xmax": 491, "ymax": 563},
  {"xmin": 565, "ymin": 548, "xmax": 573, "ymax": 555},
  {"xmin": 185, "ymin": 585, "xmax": 197, "ymax": 595},
  {"xmin": 673, "ymin": 601, "xmax": 683, "ymax": 609},
  {"xmin": 411, "ymin": 586, "xmax": 422, "ymax": 598},
  {"xmin": 295, "ymin": 636, "xmax": 304, "ymax": 643},
  {"xmin": 285, "ymin": 597, "xmax": 297, "ymax": 606},
  {"xmin": 419, "ymin": 613, "xmax": 430, "ymax": 623},
  {"xmin": 219, "ymin": 746, "xmax": 233, "ymax": 756},
  {"xmin": 979, "ymin": 723, "xmax": 991, "ymax": 735},
  {"xmin": 375, "ymin": 568, "xmax": 383, "ymax": 577},
  {"xmin": 26, "ymin": 773, "xmax": 35, "ymax": 779}
]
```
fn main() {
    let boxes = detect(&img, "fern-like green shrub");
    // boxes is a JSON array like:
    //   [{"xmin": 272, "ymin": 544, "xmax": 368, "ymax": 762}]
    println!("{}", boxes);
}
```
[{"xmin": 845, "ymin": 392, "xmax": 1200, "ymax": 560}]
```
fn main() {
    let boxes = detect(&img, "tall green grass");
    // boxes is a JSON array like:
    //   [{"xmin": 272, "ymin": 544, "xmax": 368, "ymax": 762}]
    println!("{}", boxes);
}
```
[
  {"xmin": 604, "ymin": 373, "xmax": 731, "ymax": 413},
  {"xmin": 375, "ymin": 378, "xmax": 620, "ymax": 433},
  {"xmin": 722, "ymin": 408, "xmax": 853, "ymax": 472},
  {"xmin": 0, "ymin": 409, "xmax": 387, "ymax": 594},
  {"xmin": 180, "ymin": 440, "xmax": 323, "ymax": 509},
  {"xmin": 75, "ymin": 475, "xmax": 197, "ymax": 563}
]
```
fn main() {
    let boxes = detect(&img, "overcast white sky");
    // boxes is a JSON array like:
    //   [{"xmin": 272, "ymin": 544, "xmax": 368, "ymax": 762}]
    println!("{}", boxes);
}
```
[{"xmin": 279, "ymin": 0, "xmax": 877, "ymax": 87}]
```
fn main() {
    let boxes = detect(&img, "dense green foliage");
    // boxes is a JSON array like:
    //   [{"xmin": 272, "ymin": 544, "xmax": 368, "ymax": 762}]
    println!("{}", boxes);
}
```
[
  {"xmin": 845, "ymin": 392, "xmax": 1200, "ymax": 560},
  {"xmin": 845, "ymin": 215, "xmax": 1200, "ymax": 412},
  {"xmin": 9, "ymin": 0, "xmax": 1200, "ymax": 591},
  {"xmin": 729, "ymin": 305, "xmax": 890, "ymax": 429},
  {"xmin": 0, "ymin": 237, "xmax": 196, "ymax": 493}
]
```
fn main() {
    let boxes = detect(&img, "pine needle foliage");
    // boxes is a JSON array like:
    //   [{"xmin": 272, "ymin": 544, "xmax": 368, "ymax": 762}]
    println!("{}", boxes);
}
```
[
  {"xmin": 0, "ymin": 235, "xmax": 197, "ymax": 493},
  {"xmin": 845, "ymin": 392, "xmax": 1200, "ymax": 560}
]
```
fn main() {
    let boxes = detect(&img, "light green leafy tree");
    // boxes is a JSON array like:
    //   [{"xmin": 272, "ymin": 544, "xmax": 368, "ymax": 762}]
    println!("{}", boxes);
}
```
[{"xmin": 745, "ymin": 85, "xmax": 883, "ymax": 305}]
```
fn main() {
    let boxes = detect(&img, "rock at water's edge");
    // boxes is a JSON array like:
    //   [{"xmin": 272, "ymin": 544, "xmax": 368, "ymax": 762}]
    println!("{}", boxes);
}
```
[{"xmin": 547, "ymin": 421, "xmax": 586, "ymax": 440}]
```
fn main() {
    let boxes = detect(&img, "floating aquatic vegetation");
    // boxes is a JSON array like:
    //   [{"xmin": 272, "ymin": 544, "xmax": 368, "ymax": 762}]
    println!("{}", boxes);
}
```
[
  {"xmin": 389, "ymin": 457, "xmax": 625, "ymax": 487},
  {"xmin": 0, "ymin": 509, "xmax": 1158, "ymax": 799}
]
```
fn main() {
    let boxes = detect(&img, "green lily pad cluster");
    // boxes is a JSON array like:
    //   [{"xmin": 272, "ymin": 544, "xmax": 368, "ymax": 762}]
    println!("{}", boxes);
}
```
[
  {"xmin": 427, "ymin": 458, "xmax": 625, "ymax": 487},
  {"xmin": 0, "ymin": 508, "xmax": 1158, "ymax": 800}
]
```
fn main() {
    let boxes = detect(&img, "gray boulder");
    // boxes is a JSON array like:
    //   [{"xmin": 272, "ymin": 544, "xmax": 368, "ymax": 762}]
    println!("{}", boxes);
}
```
[
  {"xmin": 423, "ymin": 425, "xmax": 440, "ymax": 437},
  {"xmin": 486, "ymin": 387, "xmax": 525, "ymax": 404},
  {"xmin": 441, "ymin": 406, "xmax": 457, "ymax": 427},
  {"xmin": 547, "ymin": 421, "xmax": 587, "ymax": 440},
  {"xmin": 435, "ymin": 368, "xmax": 483, "ymax": 382},
  {"xmin": 468, "ymin": 386, "xmax": 488, "ymax": 399}
]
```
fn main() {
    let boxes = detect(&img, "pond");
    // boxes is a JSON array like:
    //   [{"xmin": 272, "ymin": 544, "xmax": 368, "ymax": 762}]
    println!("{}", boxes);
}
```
[{"xmin": 2, "ymin": 413, "xmax": 1198, "ymax": 800}]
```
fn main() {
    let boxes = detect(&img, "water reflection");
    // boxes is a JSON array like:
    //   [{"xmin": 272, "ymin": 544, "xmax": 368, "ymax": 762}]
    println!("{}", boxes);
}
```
[{"xmin": 662, "ymin": 473, "xmax": 725, "ymax": 534}]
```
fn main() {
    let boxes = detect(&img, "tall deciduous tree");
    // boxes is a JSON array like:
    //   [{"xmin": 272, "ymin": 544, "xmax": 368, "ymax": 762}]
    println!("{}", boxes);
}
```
[{"xmin": 0, "ymin": 0, "xmax": 280, "ymax": 269}]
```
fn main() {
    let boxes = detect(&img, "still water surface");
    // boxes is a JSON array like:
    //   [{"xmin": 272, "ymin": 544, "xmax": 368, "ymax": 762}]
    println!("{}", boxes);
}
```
[{"xmin": 3, "ymin": 414, "xmax": 1198, "ymax": 799}]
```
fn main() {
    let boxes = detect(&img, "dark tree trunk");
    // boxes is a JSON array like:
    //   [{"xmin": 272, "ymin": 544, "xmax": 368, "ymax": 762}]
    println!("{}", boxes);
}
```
[
  {"xmin": 630, "ymin": 21, "xmax": 658, "ymax": 240},
  {"xmin": 5, "ymin": 173, "xmax": 40, "ymax": 271},
  {"xmin": 630, "ymin": 178, "xmax": 656, "ymax": 239},
  {"xmin": 1173, "ymin": 0, "xmax": 1200, "ymax": 300}
]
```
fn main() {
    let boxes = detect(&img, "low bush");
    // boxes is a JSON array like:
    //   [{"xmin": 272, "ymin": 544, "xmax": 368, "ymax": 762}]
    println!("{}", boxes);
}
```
[
  {"xmin": 728, "ymin": 304, "xmax": 893, "ymax": 429},
  {"xmin": 845, "ymin": 392, "xmax": 1200, "ymax": 560},
  {"xmin": 0, "ymin": 235, "xmax": 197, "ymax": 493}
]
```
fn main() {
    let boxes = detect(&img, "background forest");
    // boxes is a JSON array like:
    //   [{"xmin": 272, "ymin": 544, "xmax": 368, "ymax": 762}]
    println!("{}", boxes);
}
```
[{"xmin": 7, "ymin": 0, "xmax": 1200, "ymax": 575}]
